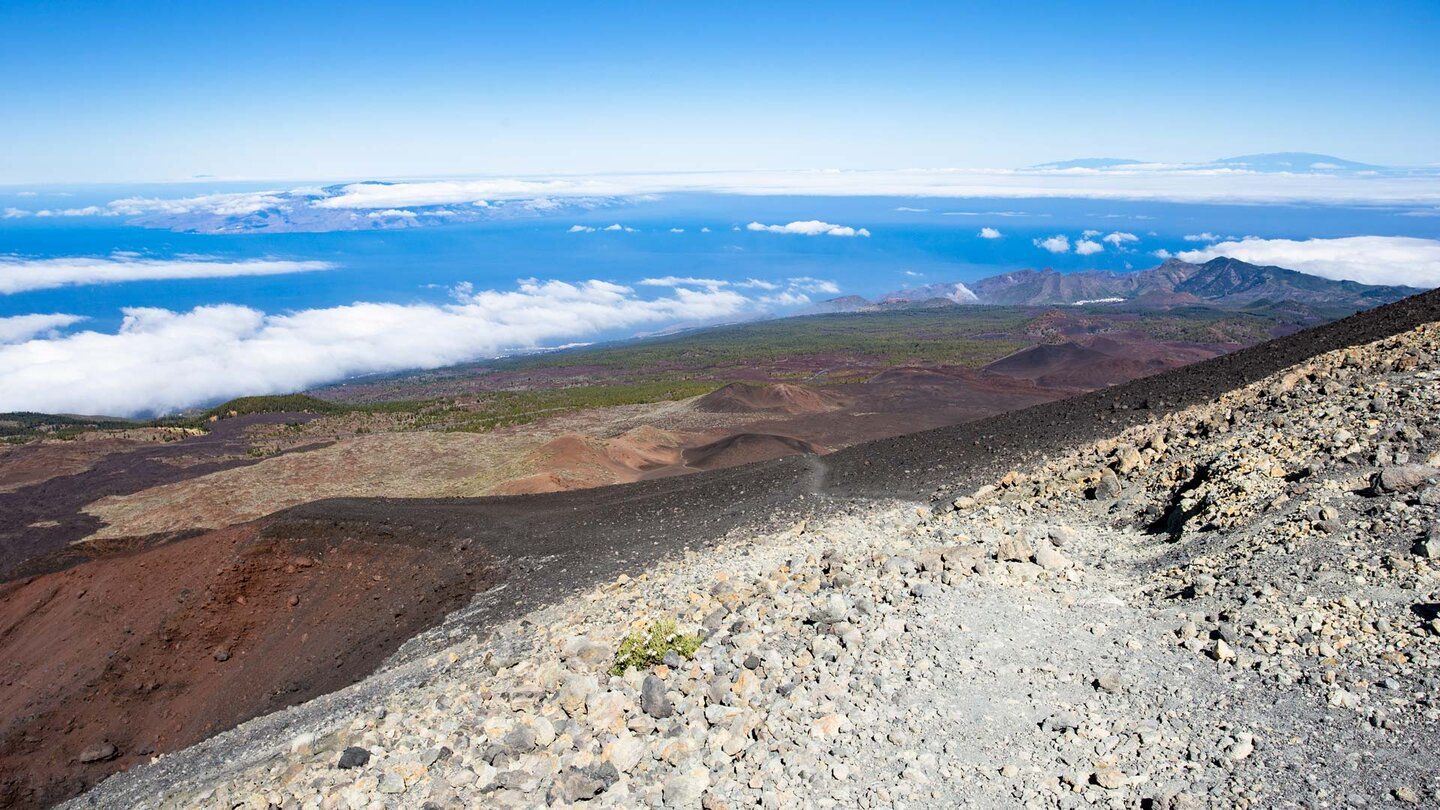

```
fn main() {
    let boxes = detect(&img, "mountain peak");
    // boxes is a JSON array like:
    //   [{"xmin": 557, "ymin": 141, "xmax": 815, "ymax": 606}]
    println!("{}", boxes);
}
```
[{"xmin": 1212, "ymin": 152, "xmax": 1380, "ymax": 172}]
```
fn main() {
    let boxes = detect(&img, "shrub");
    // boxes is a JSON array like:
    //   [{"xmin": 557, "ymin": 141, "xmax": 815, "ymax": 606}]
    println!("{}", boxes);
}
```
[{"xmin": 610, "ymin": 619, "xmax": 702, "ymax": 676}]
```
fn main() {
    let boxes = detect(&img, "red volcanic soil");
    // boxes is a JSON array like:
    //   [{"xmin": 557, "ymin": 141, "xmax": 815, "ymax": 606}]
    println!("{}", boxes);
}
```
[
  {"xmin": 0, "ymin": 521, "xmax": 489, "ymax": 809},
  {"xmin": 682, "ymin": 433, "xmax": 828, "ymax": 470},
  {"xmin": 693, "ymin": 382, "xmax": 848, "ymax": 415},
  {"xmin": 982, "ymin": 336, "xmax": 1228, "ymax": 390},
  {"xmin": 742, "ymin": 366, "xmax": 1061, "ymax": 449}
]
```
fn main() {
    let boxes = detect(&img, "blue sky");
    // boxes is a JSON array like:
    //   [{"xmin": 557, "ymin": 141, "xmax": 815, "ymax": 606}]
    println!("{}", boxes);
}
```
[{"xmin": 2, "ymin": 1, "xmax": 1438, "ymax": 184}]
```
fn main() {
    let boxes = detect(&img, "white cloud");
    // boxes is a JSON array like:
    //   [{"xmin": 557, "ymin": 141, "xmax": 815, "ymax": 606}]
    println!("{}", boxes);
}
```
[
  {"xmin": 746, "ymin": 220, "xmax": 871, "ymax": 237},
  {"xmin": 895, "ymin": 206, "xmax": 929, "ymax": 212},
  {"xmin": 366, "ymin": 209, "xmax": 417, "ymax": 219},
  {"xmin": 1184, "ymin": 232, "xmax": 1220, "ymax": 242},
  {"xmin": 567, "ymin": 225, "xmax": 596, "ymax": 233},
  {"xmin": 700, "ymin": 227, "xmax": 712, "ymax": 233},
  {"xmin": 669, "ymin": 227, "xmax": 685, "ymax": 233},
  {"xmin": 1074, "ymin": 239, "xmax": 1104, "ymax": 256},
  {"xmin": 15, "ymin": 191, "xmax": 38, "ymax": 198},
  {"xmin": 108, "ymin": 191, "xmax": 291, "ymax": 217},
  {"xmin": 944, "ymin": 210, "xmax": 1041, "ymax": 217},
  {"xmin": 1176, "ymin": 236, "xmax": 1440, "ymax": 288},
  {"xmin": 1152, "ymin": 249, "xmax": 1173, "ymax": 259},
  {"xmin": 32, "ymin": 207, "xmax": 109, "ymax": 217},
  {"xmin": 0, "ymin": 255, "xmax": 335, "ymax": 294},
  {"xmin": 1033, "ymin": 235, "xmax": 1071, "ymax": 254},
  {"xmin": 977, "ymin": 227, "xmax": 1002, "ymax": 239},
  {"xmin": 787, "ymin": 276, "xmax": 841, "ymax": 294},
  {"xmin": 758, "ymin": 291, "xmax": 812, "ymax": 307},
  {"xmin": 2, "ymin": 208, "xmax": 30, "ymax": 218},
  {"xmin": 734, "ymin": 278, "xmax": 780, "ymax": 290},
  {"xmin": 1102, "ymin": 231, "xmax": 1139, "ymax": 246},
  {"xmin": 904, "ymin": 270, "xmax": 923, "ymax": 277},
  {"xmin": 638, "ymin": 276, "xmax": 729, "ymax": 290},
  {"xmin": 0, "ymin": 313, "xmax": 87, "ymax": 344},
  {"xmin": 0, "ymin": 279, "xmax": 757, "ymax": 416},
  {"xmin": 602, "ymin": 223, "xmax": 636, "ymax": 232},
  {"xmin": 1082, "ymin": 229, "xmax": 1101, "ymax": 238}
]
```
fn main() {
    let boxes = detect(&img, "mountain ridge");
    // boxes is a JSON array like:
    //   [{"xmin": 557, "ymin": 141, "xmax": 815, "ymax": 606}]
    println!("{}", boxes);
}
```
[{"xmin": 831, "ymin": 257, "xmax": 1423, "ymax": 313}]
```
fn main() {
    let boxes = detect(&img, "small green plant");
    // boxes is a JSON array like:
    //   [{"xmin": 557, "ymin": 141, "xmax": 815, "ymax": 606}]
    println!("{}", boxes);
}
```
[{"xmin": 610, "ymin": 619, "xmax": 702, "ymax": 676}]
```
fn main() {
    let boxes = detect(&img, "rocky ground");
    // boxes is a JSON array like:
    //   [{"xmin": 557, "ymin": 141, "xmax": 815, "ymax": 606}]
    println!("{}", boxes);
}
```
[{"xmin": 63, "ymin": 319, "xmax": 1440, "ymax": 808}]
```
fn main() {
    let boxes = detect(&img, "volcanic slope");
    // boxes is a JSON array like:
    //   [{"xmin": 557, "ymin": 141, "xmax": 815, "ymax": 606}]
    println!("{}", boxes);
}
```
[{"xmin": 55, "ymin": 290, "xmax": 1440, "ymax": 809}]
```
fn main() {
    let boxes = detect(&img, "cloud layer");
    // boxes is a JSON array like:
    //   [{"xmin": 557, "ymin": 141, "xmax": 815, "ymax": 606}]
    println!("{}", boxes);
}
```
[
  {"xmin": 0, "ymin": 313, "xmax": 86, "ymax": 344},
  {"xmin": 0, "ymin": 277, "xmax": 838, "ymax": 416},
  {"xmin": 745, "ymin": 220, "xmax": 870, "ymax": 237},
  {"xmin": 1177, "ymin": 236, "xmax": 1440, "ymax": 288},
  {"xmin": 296, "ymin": 169, "xmax": 1440, "ymax": 209},
  {"xmin": 0, "ymin": 255, "xmax": 334, "ymax": 294}
]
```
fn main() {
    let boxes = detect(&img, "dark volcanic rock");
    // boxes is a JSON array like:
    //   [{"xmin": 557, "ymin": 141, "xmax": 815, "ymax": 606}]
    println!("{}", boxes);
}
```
[
  {"xmin": 337, "ymin": 747, "xmax": 371, "ymax": 769},
  {"xmin": 641, "ymin": 674, "xmax": 674, "ymax": 719}
]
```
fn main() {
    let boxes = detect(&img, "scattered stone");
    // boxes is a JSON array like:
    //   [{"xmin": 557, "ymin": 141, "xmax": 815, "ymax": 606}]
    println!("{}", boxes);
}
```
[
  {"xmin": 77, "ymin": 742, "xmax": 118, "ymax": 764},
  {"xmin": 551, "ymin": 763, "xmax": 619, "ymax": 803},
  {"xmin": 1093, "ymin": 670, "xmax": 1123, "ymax": 694},
  {"xmin": 1092, "ymin": 766, "xmax": 1126, "ymax": 790},
  {"xmin": 1035, "ymin": 545, "xmax": 1071, "ymax": 570},
  {"xmin": 1189, "ymin": 574, "xmax": 1217, "ymax": 597},
  {"xmin": 641, "ymin": 674, "xmax": 674, "ymax": 719},
  {"xmin": 377, "ymin": 771, "xmax": 405, "ymax": 795},
  {"xmin": 337, "ymin": 747, "xmax": 371, "ymax": 769},
  {"xmin": 997, "ymin": 535, "xmax": 1034, "ymax": 562},
  {"xmin": 1372, "ymin": 465, "xmax": 1439, "ymax": 494}
]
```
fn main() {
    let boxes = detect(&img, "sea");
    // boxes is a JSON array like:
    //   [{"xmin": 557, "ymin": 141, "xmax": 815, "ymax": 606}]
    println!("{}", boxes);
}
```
[{"xmin": 5, "ymin": 185, "xmax": 1438, "ymax": 335}]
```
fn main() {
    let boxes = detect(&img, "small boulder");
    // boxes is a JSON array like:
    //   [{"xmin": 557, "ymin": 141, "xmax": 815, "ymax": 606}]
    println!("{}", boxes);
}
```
[
  {"xmin": 1372, "ymin": 465, "xmax": 1439, "ymax": 494},
  {"xmin": 550, "ymin": 762, "xmax": 619, "ymax": 803},
  {"xmin": 337, "ymin": 746, "xmax": 371, "ymax": 769},
  {"xmin": 996, "ymin": 535, "xmax": 1034, "ymax": 563},
  {"xmin": 77, "ymin": 742, "xmax": 118, "ymax": 764},
  {"xmin": 1094, "ymin": 469, "xmax": 1123, "ymax": 500},
  {"xmin": 640, "ymin": 674, "xmax": 673, "ymax": 719},
  {"xmin": 1035, "ymin": 546, "xmax": 1071, "ymax": 571},
  {"xmin": 1188, "ymin": 574, "xmax": 1217, "ymax": 598},
  {"xmin": 1093, "ymin": 670, "xmax": 1123, "ymax": 694},
  {"xmin": 1415, "ymin": 525, "xmax": 1440, "ymax": 559},
  {"xmin": 502, "ymin": 724, "xmax": 538, "ymax": 753},
  {"xmin": 1041, "ymin": 711, "xmax": 1081, "ymax": 733}
]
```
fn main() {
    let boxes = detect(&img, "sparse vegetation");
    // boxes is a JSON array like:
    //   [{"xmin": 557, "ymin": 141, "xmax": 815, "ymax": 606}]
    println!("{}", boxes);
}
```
[
  {"xmin": 446, "ymin": 380, "xmax": 723, "ymax": 433},
  {"xmin": 495, "ymin": 308, "xmax": 1040, "ymax": 372},
  {"xmin": 610, "ymin": 619, "xmax": 703, "ymax": 675},
  {"xmin": 0, "ymin": 411, "xmax": 140, "ymax": 441}
]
